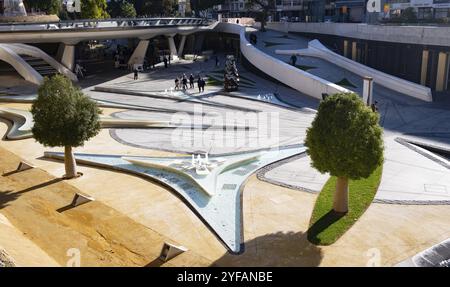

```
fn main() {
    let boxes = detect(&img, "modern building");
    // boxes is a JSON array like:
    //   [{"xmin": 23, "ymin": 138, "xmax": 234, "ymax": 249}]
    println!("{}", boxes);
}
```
[
  {"xmin": 0, "ymin": 0, "xmax": 27, "ymax": 17},
  {"xmin": 385, "ymin": 0, "xmax": 450, "ymax": 20},
  {"xmin": 215, "ymin": 0, "xmax": 367, "ymax": 22},
  {"xmin": 215, "ymin": 0, "xmax": 248, "ymax": 18}
]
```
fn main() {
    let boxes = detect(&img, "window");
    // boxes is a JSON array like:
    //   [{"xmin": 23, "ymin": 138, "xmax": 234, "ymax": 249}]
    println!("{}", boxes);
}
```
[
  {"xmin": 434, "ymin": 8, "xmax": 450, "ymax": 18},
  {"xmin": 417, "ymin": 7, "xmax": 433, "ymax": 19}
]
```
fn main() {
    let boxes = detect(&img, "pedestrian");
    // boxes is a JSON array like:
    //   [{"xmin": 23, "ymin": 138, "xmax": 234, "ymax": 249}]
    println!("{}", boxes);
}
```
[
  {"xmin": 163, "ymin": 56, "xmax": 168, "ymax": 68},
  {"xmin": 133, "ymin": 68, "xmax": 138, "ymax": 80},
  {"xmin": 371, "ymin": 101, "xmax": 379, "ymax": 113},
  {"xmin": 75, "ymin": 63, "xmax": 85, "ymax": 79},
  {"xmin": 182, "ymin": 74, "xmax": 188, "ymax": 90},
  {"xmin": 290, "ymin": 54, "xmax": 297, "ymax": 66},
  {"xmin": 197, "ymin": 77, "xmax": 202, "ymax": 93},
  {"xmin": 199, "ymin": 77, "xmax": 205, "ymax": 92},
  {"xmin": 215, "ymin": 55, "xmax": 219, "ymax": 67},
  {"xmin": 168, "ymin": 55, "xmax": 171, "ymax": 65},
  {"xmin": 175, "ymin": 77, "xmax": 179, "ymax": 90},
  {"xmin": 189, "ymin": 74, "xmax": 194, "ymax": 88}
]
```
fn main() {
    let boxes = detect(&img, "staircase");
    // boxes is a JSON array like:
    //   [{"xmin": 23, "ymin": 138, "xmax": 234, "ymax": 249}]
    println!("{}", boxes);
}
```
[{"xmin": 20, "ymin": 55, "xmax": 58, "ymax": 78}]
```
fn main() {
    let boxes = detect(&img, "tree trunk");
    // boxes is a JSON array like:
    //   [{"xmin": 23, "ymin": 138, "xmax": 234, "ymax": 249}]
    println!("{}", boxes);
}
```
[
  {"xmin": 333, "ymin": 177, "xmax": 349, "ymax": 213},
  {"xmin": 64, "ymin": 145, "xmax": 78, "ymax": 179}
]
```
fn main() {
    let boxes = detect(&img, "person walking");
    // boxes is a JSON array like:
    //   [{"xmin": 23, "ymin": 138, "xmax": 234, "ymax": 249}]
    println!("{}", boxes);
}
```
[
  {"xmin": 189, "ymin": 74, "xmax": 195, "ymax": 89},
  {"xmin": 199, "ymin": 77, "xmax": 205, "ymax": 92},
  {"xmin": 182, "ymin": 74, "xmax": 188, "ymax": 90},
  {"xmin": 163, "ymin": 56, "xmax": 168, "ymax": 68},
  {"xmin": 215, "ymin": 55, "xmax": 219, "ymax": 67},
  {"xmin": 197, "ymin": 76, "xmax": 202, "ymax": 93},
  {"xmin": 175, "ymin": 77, "xmax": 180, "ymax": 90},
  {"xmin": 371, "ymin": 101, "xmax": 379, "ymax": 113},
  {"xmin": 290, "ymin": 54, "xmax": 297, "ymax": 66},
  {"xmin": 133, "ymin": 68, "xmax": 138, "ymax": 80},
  {"xmin": 75, "ymin": 63, "xmax": 85, "ymax": 79}
]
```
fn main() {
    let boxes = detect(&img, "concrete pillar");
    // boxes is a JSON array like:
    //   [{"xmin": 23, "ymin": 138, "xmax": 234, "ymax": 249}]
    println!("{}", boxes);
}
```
[
  {"xmin": 436, "ymin": 52, "xmax": 449, "ymax": 92},
  {"xmin": 128, "ymin": 40, "xmax": 150, "ymax": 65},
  {"xmin": 167, "ymin": 36, "xmax": 178, "ymax": 60},
  {"xmin": 61, "ymin": 44, "xmax": 75, "ymax": 71},
  {"xmin": 343, "ymin": 40, "xmax": 348, "ymax": 58},
  {"xmin": 177, "ymin": 35, "xmax": 187, "ymax": 58},
  {"xmin": 351, "ymin": 41, "xmax": 357, "ymax": 61},
  {"xmin": 420, "ymin": 50, "xmax": 429, "ymax": 86},
  {"xmin": 363, "ymin": 76, "xmax": 374, "ymax": 106}
]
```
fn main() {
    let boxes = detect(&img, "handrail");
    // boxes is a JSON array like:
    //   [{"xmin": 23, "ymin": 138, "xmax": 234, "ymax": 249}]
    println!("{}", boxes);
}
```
[{"xmin": 0, "ymin": 17, "xmax": 210, "ymax": 31}]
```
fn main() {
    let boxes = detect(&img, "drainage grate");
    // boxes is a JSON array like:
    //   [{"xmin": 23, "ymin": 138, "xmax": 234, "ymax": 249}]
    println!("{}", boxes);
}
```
[{"xmin": 222, "ymin": 184, "xmax": 237, "ymax": 190}]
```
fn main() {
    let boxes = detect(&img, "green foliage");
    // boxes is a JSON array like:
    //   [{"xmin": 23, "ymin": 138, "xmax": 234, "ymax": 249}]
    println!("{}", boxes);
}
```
[
  {"xmin": 193, "ymin": 0, "xmax": 222, "ymax": 11},
  {"xmin": 245, "ymin": 0, "xmax": 276, "ymax": 31},
  {"xmin": 31, "ymin": 75, "xmax": 101, "ymax": 148},
  {"xmin": 401, "ymin": 7, "xmax": 418, "ymax": 22},
  {"xmin": 108, "ymin": 0, "xmax": 137, "ymax": 18},
  {"xmin": 81, "ymin": 0, "xmax": 110, "ymax": 19},
  {"xmin": 308, "ymin": 165, "xmax": 382, "ymax": 245},
  {"xmin": 132, "ymin": 0, "xmax": 177, "ymax": 16},
  {"xmin": 24, "ymin": 0, "xmax": 61, "ymax": 15},
  {"xmin": 305, "ymin": 93, "xmax": 383, "ymax": 180}
]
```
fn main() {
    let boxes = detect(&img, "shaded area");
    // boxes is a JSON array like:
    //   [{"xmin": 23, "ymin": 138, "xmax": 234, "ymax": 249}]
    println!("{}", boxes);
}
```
[
  {"xmin": 412, "ymin": 141, "xmax": 450, "ymax": 161},
  {"xmin": 307, "ymin": 211, "xmax": 345, "ymax": 245},
  {"xmin": 275, "ymin": 35, "xmax": 295, "ymax": 40},
  {"xmin": 335, "ymin": 78, "xmax": 357, "ymax": 88},
  {"xmin": 263, "ymin": 41, "xmax": 284, "ymax": 48},
  {"xmin": 211, "ymin": 231, "xmax": 323, "ymax": 267},
  {"xmin": 307, "ymin": 165, "xmax": 382, "ymax": 245},
  {"xmin": 0, "ymin": 178, "xmax": 63, "ymax": 209}
]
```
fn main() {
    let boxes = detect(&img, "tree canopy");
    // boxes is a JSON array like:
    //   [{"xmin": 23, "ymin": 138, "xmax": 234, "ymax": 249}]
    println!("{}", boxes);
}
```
[
  {"xmin": 23, "ymin": 0, "xmax": 61, "ymax": 15},
  {"xmin": 132, "ymin": 0, "xmax": 177, "ymax": 16},
  {"xmin": 245, "ymin": 0, "xmax": 275, "ymax": 31},
  {"xmin": 81, "ymin": 0, "xmax": 109, "ymax": 19},
  {"xmin": 31, "ymin": 75, "xmax": 101, "ymax": 148},
  {"xmin": 305, "ymin": 93, "xmax": 383, "ymax": 180},
  {"xmin": 108, "ymin": 0, "xmax": 137, "ymax": 18}
]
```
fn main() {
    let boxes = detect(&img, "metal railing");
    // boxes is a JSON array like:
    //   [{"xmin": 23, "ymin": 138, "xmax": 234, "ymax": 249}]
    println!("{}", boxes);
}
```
[{"xmin": 0, "ymin": 17, "xmax": 210, "ymax": 31}]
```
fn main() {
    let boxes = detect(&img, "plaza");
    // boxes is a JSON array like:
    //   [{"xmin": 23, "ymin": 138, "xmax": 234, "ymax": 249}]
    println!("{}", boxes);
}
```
[{"xmin": 0, "ymin": 5, "xmax": 449, "ymax": 267}]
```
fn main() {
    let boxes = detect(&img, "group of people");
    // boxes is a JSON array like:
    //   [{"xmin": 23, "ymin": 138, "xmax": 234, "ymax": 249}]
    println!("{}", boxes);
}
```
[{"xmin": 175, "ymin": 74, "xmax": 206, "ymax": 93}]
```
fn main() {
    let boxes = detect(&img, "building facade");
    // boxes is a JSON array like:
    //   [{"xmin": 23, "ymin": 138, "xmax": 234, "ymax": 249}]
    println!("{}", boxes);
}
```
[
  {"xmin": 386, "ymin": 0, "xmax": 450, "ymax": 20},
  {"xmin": 215, "ymin": 0, "xmax": 367, "ymax": 22},
  {"xmin": 0, "ymin": 0, "xmax": 27, "ymax": 17}
]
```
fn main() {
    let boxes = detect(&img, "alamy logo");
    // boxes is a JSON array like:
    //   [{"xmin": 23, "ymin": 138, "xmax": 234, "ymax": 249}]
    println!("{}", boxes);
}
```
[{"xmin": 367, "ymin": 0, "xmax": 381, "ymax": 13}]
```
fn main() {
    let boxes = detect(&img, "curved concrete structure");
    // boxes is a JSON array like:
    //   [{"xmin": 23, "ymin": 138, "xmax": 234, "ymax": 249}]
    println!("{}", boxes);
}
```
[
  {"xmin": 276, "ymin": 40, "xmax": 433, "ymax": 102},
  {"xmin": 0, "ymin": 43, "xmax": 78, "ymax": 84},
  {"xmin": 266, "ymin": 22, "xmax": 450, "ymax": 47},
  {"xmin": 44, "ymin": 145, "xmax": 305, "ymax": 253},
  {"xmin": 214, "ymin": 23, "xmax": 350, "ymax": 100},
  {"xmin": 0, "ymin": 44, "xmax": 43, "ymax": 85},
  {"xmin": 0, "ymin": 108, "xmax": 249, "ymax": 141},
  {"xmin": 122, "ymin": 154, "xmax": 260, "ymax": 197},
  {"xmin": 0, "ymin": 18, "xmax": 213, "ymax": 44},
  {"xmin": 3, "ymin": 43, "xmax": 78, "ymax": 81},
  {"xmin": 0, "ymin": 107, "xmax": 34, "ymax": 140}
]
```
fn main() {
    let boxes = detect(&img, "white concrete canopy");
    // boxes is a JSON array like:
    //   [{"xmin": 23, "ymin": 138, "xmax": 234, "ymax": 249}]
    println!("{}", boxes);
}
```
[
  {"xmin": 275, "ymin": 39, "xmax": 433, "ymax": 102},
  {"xmin": 0, "ymin": 43, "xmax": 78, "ymax": 83}
]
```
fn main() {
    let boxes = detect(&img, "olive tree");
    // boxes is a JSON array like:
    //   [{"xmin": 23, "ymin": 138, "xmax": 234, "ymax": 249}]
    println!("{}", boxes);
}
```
[
  {"xmin": 246, "ymin": 0, "xmax": 275, "ymax": 32},
  {"xmin": 305, "ymin": 93, "xmax": 383, "ymax": 213},
  {"xmin": 31, "ymin": 75, "xmax": 101, "ymax": 179}
]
